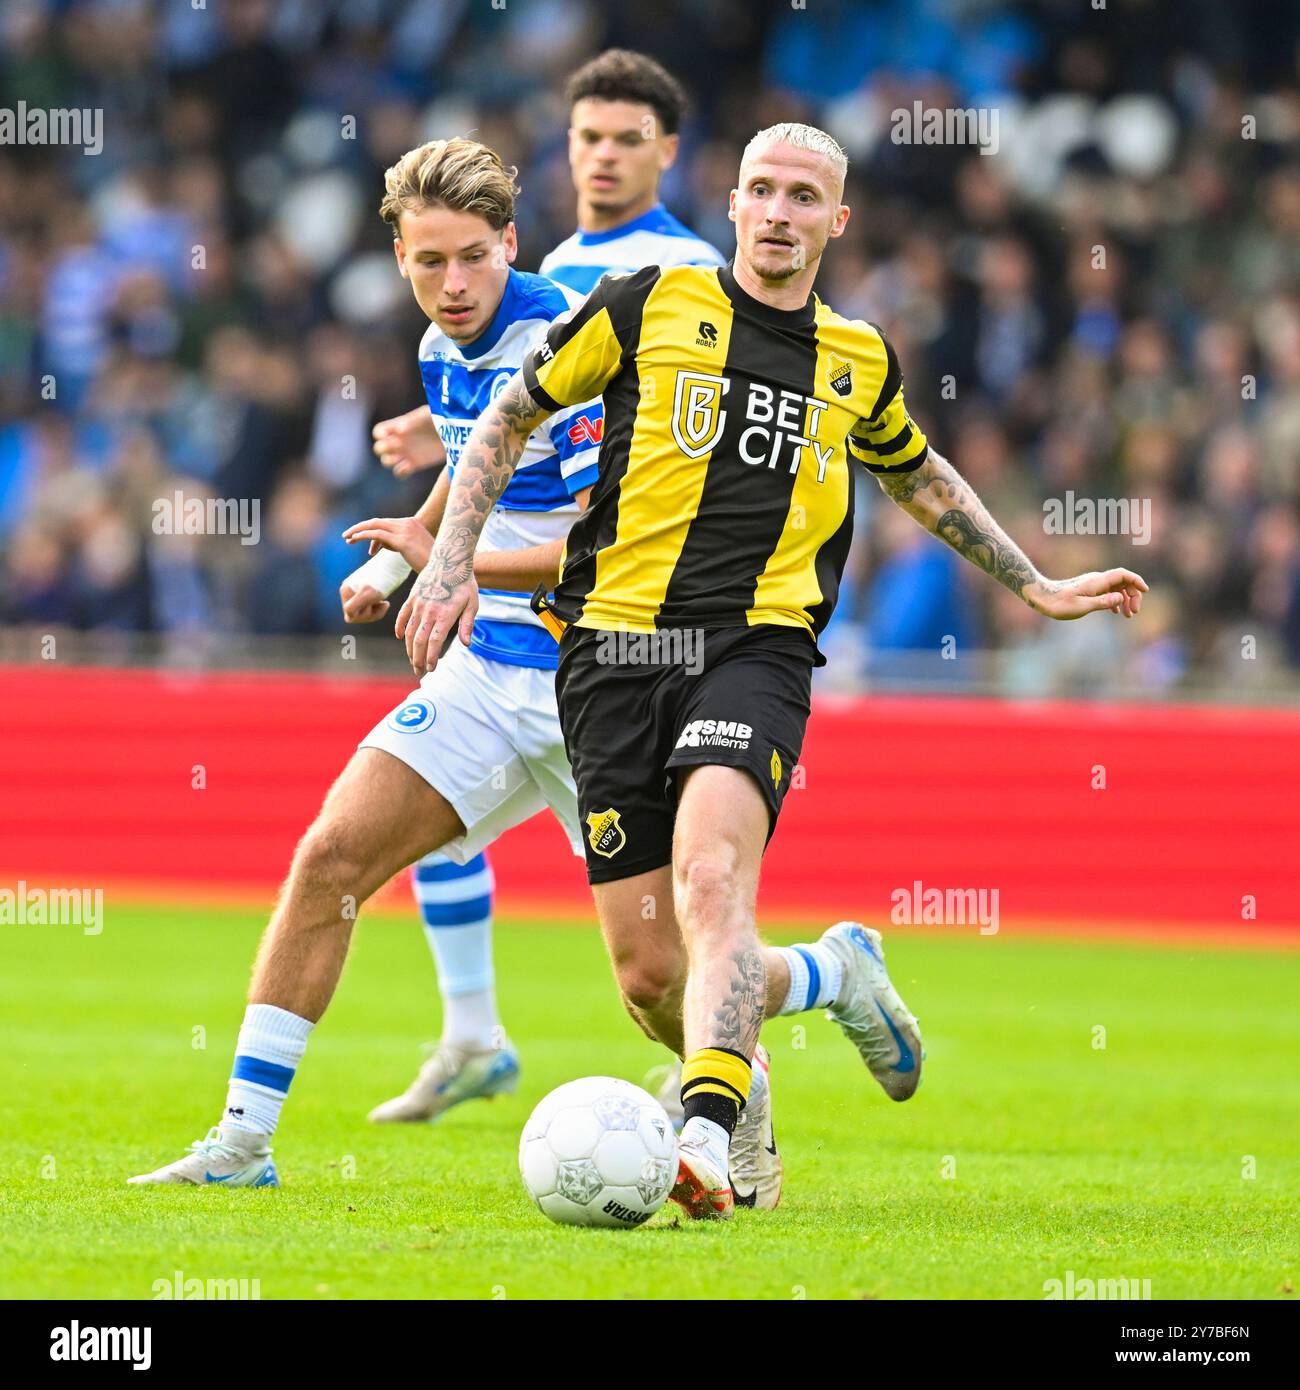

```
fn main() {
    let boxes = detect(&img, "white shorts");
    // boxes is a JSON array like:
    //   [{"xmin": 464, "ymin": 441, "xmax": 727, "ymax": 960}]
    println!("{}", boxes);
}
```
[{"xmin": 359, "ymin": 641, "xmax": 583, "ymax": 864}]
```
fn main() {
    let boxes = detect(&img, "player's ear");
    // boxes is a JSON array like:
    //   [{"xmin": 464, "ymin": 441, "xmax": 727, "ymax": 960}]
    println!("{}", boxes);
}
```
[
  {"xmin": 728, "ymin": 188, "xmax": 738, "ymax": 223},
  {"xmin": 828, "ymin": 204, "xmax": 850, "ymax": 239},
  {"xmin": 502, "ymin": 222, "xmax": 518, "ymax": 265},
  {"xmin": 658, "ymin": 132, "xmax": 680, "ymax": 172},
  {"xmin": 393, "ymin": 236, "xmax": 409, "ymax": 279}
]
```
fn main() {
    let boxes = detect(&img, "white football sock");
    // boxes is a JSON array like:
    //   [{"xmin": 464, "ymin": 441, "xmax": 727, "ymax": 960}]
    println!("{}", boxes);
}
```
[
  {"xmin": 225, "ymin": 1003, "xmax": 313, "ymax": 1137},
  {"xmin": 772, "ymin": 943, "xmax": 843, "ymax": 1015},
  {"xmin": 442, "ymin": 990, "xmax": 502, "ymax": 1051},
  {"xmin": 412, "ymin": 850, "xmax": 501, "ymax": 1048},
  {"xmin": 680, "ymin": 1116, "xmax": 731, "ymax": 1177}
]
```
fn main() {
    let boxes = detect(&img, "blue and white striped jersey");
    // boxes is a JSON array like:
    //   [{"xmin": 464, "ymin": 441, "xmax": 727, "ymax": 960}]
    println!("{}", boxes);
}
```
[
  {"xmin": 539, "ymin": 202, "xmax": 725, "ymax": 296},
  {"xmin": 419, "ymin": 268, "xmax": 602, "ymax": 671}
]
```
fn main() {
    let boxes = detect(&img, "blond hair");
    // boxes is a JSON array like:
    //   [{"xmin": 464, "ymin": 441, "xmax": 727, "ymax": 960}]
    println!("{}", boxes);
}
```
[
  {"xmin": 742, "ymin": 122, "xmax": 848, "ymax": 185},
  {"xmin": 379, "ymin": 138, "xmax": 519, "ymax": 235}
]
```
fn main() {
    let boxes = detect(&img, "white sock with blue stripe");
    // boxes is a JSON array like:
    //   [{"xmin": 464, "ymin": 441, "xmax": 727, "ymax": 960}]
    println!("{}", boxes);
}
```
[
  {"xmin": 412, "ymin": 850, "xmax": 501, "ymax": 1049},
  {"xmin": 772, "ymin": 943, "xmax": 843, "ymax": 1015},
  {"xmin": 224, "ymin": 1003, "xmax": 313, "ymax": 1137}
]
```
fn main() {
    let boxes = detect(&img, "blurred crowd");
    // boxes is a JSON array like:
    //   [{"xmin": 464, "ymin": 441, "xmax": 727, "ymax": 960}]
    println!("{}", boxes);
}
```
[{"xmin": 1, "ymin": 0, "xmax": 1298, "ymax": 695}]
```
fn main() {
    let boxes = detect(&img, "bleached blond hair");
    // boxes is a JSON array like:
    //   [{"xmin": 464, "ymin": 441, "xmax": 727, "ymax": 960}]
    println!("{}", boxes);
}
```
[{"xmin": 741, "ymin": 122, "xmax": 848, "ymax": 187}]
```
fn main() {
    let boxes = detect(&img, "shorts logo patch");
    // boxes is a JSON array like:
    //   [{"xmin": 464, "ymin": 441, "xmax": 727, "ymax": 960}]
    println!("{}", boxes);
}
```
[
  {"xmin": 386, "ymin": 701, "xmax": 436, "ymax": 734},
  {"xmin": 674, "ymin": 718, "xmax": 753, "ymax": 751},
  {"xmin": 771, "ymin": 748, "xmax": 782, "ymax": 788},
  {"xmin": 586, "ymin": 808, "xmax": 626, "ymax": 859}
]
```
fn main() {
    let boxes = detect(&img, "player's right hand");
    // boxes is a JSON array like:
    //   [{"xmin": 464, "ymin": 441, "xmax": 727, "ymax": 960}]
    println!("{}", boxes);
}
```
[
  {"xmin": 396, "ymin": 566, "xmax": 478, "ymax": 675},
  {"xmin": 372, "ymin": 406, "xmax": 446, "ymax": 478},
  {"xmin": 339, "ymin": 581, "xmax": 389, "ymax": 624}
]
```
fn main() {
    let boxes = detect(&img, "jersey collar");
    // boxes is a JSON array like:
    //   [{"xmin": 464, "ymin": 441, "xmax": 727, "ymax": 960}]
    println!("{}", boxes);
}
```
[
  {"xmin": 574, "ymin": 203, "xmax": 667, "ymax": 247},
  {"xmin": 717, "ymin": 260, "xmax": 817, "ymax": 328}
]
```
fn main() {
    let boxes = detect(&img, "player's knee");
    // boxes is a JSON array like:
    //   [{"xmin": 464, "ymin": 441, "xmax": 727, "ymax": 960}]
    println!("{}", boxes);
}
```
[
  {"xmin": 616, "ymin": 957, "xmax": 683, "ymax": 1014},
  {"xmin": 292, "ymin": 819, "xmax": 369, "ymax": 899},
  {"xmin": 674, "ymin": 849, "xmax": 744, "ymax": 932}
]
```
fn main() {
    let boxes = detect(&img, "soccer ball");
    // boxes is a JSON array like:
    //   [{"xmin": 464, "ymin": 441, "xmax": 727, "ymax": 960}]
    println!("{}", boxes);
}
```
[{"xmin": 519, "ymin": 1077, "xmax": 678, "ymax": 1228}]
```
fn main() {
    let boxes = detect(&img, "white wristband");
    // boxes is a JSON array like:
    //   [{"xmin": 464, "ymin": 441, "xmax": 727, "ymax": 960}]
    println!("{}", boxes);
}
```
[{"xmin": 345, "ymin": 548, "xmax": 413, "ymax": 599}]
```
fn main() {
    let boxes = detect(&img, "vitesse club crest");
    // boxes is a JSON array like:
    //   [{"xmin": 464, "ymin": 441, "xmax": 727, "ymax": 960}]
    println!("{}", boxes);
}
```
[
  {"xmin": 827, "ymin": 354, "xmax": 853, "ymax": 398},
  {"xmin": 586, "ymin": 808, "xmax": 626, "ymax": 858}
]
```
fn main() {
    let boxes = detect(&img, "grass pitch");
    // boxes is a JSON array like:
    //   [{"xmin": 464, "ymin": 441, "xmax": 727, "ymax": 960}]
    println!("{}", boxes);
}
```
[{"xmin": 2, "ymin": 901, "xmax": 1297, "ymax": 1300}]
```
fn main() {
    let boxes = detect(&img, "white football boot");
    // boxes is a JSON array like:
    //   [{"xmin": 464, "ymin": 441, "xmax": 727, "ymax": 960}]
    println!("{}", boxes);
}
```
[
  {"xmin": 127, "ymin": 1125, "xmax": 278, "ymax": 1187},
  {"xmin": 367, "ymin": 1038, "xmax": 519, "ymax": 1123},
  {"xmin": 669, "ymin": 1138, "xmax": 735, "ymax": 1220},
  {"xmin": 729, "ymin": 1043, "xmax": 782, "ymax": 1210},
  {"xmin": 820, "ymin": 922, "xmax": 923, "ymax": 1101}
]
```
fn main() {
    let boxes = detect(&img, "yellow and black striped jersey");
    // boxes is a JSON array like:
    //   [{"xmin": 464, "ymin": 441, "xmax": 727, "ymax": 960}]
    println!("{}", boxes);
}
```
[{"xmin": 521, "ymin": 262, "xmax": 929, "ymax": 651}]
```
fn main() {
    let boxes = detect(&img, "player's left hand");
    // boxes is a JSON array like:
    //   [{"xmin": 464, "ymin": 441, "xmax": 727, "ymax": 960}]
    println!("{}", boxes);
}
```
[
  {"xmin": 341, "ymin": 515, "xmax": 434, "ymax": 572},
  {"xmin": 339, "ymin": 581, "xmax": 389, "ymax": 624},
  {"xmin": 395, "ymin": 561, "xmax": 478, "ymax": 674},
  {"xmin": 1024, "ymin": 569, "xmax": 1149, "ymax": 620}
]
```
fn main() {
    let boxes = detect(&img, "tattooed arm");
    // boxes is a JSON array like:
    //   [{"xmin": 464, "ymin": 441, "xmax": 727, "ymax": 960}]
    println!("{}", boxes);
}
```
[
  {"xmin": 873, "ymin": 447, "xmax": 1148, "ymax": 620},
  {"xmin": 396, "ymin": 372, "xmax": 553, "ymax": 673}
]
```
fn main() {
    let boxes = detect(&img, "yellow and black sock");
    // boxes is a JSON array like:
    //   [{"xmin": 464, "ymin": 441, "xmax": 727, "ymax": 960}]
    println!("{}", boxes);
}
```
[{"xmin": 680, "ymin": 1046, "xmax": 752, "ymax": 1136}]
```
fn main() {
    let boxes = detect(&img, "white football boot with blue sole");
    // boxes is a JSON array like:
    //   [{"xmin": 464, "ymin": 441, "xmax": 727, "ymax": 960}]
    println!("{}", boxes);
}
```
[
  {"xmin": 821, "ymin": 922, "xmax": 923, "ymax": 1100},
  {"xmin": 127, "ymin": 1125, "xmax": 279, "ymax": 1187},
  {"xmin": 368, "ymin": 1039, "xmax": 520, "ymax": 1123}
]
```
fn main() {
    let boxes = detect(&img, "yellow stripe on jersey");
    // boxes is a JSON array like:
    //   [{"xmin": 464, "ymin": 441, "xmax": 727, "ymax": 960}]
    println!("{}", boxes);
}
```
[{"xmin": 529, "ymin": 302, "xmax": 624, "ymax": 408}]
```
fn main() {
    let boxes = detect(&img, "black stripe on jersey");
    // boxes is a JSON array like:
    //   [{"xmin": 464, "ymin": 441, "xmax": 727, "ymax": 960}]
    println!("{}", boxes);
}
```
[
  {"xmin": 860, "ymin": 444, "xmax": 929, "ymax": 476},
  {"xmin": 872, "ymin": 422, "xmax": 915, "ymax": 455},
  {"xmin": 550, "ymin": 272, "xmax": 659, "ymax": 624},
  {"xmin": 865, "ymin": 323, "xmax": 901, "ymax": 425},
  {"xmin": 656, "ymin": 268, "xmax": 820, "ymax": 628},
  {"xmin": 523, "ymin": 367, "xmax": 561, "ymax": 413}
]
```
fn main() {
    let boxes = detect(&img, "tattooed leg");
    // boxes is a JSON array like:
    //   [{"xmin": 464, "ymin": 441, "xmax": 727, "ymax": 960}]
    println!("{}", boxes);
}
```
[
  {"xmin": 672, "ymin": 766, "xmax": 770, "ymax": 1058},
  {"xmin": 702, "ymin": 946, "xmax": 766, "ymax": 1057}
]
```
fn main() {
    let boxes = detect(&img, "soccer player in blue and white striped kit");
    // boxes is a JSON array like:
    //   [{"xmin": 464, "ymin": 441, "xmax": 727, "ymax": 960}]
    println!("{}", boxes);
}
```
[
  {"xmin": 359, "ymin": 51, "xmax": 725, "ymax": 1128},
  {"xmin": 128, "ymin": 138, "xmax": 602, "ymax": 1185}
]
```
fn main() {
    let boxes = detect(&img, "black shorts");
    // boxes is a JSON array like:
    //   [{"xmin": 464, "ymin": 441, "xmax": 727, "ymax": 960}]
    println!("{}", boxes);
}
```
[{"xmin": 554, "ymin": 624, "xmax": 815, "ymax": 883}]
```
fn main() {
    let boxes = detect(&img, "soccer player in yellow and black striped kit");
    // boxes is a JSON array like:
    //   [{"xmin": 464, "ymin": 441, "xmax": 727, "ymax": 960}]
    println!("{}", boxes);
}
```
[{"xmin": 402, "ymin": 122, "xmax": 1148, "ymax": 1220}]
